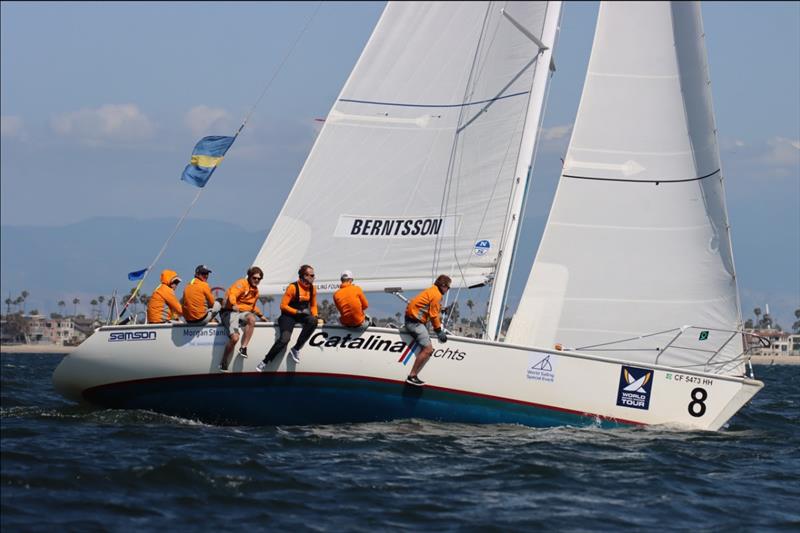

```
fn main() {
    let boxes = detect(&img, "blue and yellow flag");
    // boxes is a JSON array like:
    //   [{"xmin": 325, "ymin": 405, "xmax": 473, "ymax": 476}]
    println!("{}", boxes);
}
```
[{"xmin": 180, "ymin": 135, "xmax": 236, "ymax": 188}]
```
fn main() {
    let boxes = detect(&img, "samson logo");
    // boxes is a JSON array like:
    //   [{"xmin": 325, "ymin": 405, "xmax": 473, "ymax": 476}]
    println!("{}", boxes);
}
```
[
  {"xmin": 108, "ymin": 330, "xmax": 157, "ymax": 342},
  {"xmin": 334, "ymin": 214, "xmax": 459, "ymax": 239},
  {"xmin": 309, "ymin": 331, "xmax": 466, "ymax": 362}
]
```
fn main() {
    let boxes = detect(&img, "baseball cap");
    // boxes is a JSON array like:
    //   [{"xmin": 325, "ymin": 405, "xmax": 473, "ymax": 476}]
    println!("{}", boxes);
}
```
[
  {"xmin": 195, "ymin": 264, "xmax": 212, "ymax": 275},
  {"xmin": 340, "ymin": 270, "xmax": 353, "ymax": 280}
]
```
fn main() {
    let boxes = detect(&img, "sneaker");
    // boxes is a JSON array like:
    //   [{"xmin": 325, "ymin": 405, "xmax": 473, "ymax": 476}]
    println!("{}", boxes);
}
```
[
  {"xmin": 238, "ymin": 346, "xmax": 248, "ymax": 358},
  {"xmin": 218, "ymin": 364, "xmax": 230, "ymax": 373},
  {"xmin": 289, "ymin": 348, "xmax": 301, "ymax": 364},
  {"xmin": 256, "ymin": 360, "xmax": 268, "ymax": 372},
  {"xmin": 405, "ymin": 375, "xmax": 425, "ymax": 387}
]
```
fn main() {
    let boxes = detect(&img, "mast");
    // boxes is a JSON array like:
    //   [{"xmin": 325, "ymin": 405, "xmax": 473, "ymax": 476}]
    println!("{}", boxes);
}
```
[{"xmin": 485, "ymin": 1, "xmax": 562, "ymax": 341}]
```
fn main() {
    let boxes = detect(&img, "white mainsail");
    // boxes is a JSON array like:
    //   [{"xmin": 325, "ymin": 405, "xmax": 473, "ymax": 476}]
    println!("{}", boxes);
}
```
[
  {"xmin": 507, "ymin": 2, "xmax": 744, "ymax": 375},
  {"xmin": 254, "ymin": 1, "xmax": 554, "ymax": 296}
]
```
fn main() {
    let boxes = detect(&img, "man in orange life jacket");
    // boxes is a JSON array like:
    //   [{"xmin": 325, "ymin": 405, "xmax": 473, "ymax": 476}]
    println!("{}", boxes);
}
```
[
  {"xmin": 333, "ymin": 270, "xmax": 370, "ymax": 328},
  {"xmin": 146, "ymin": 269, "xmax": 183, "ymax": 324},
  {"xmin": 257, "ymin": 264, "xmax": 318, "ymax": 370},
  {"xmin": 219, "ymin": 266, "xmax": 265, "ymax": 372},
  {"xmin": 182, "ymin": 264, "xmax": 221, "ymax": 325},
  {"xmin": 403, "ymin": 274, "xmax": 451, "ymax": 387}
]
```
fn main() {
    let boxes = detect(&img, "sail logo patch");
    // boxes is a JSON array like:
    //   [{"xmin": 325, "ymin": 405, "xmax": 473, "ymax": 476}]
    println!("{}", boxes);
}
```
[
  {"xmin": 527, "ymin": 353, "xmax": 556, "ymax": 383},
  {"xmin": 616, "ymin": 365, "xmax": 654, "ymax": 410},
  {"xmin": 473, "ymin": 240, "xmax": 491, "ymax": 256},
  {"xmin": 334, "ymin": 215, "xmax": 459, "ymax": 239},
  {"xmin": 108, "ymin": 330, "xmax": 157, "ymax": 342}
]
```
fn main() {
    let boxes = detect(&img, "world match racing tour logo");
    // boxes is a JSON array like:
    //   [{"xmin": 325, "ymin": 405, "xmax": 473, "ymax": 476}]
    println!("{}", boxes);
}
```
[
  {"xmin": 309, "ymin": 331, "xmax": 466, "ymax": 364},
  {"xmin": 616, "ymin": 365, "xmax": 654, "ymax": 410}
]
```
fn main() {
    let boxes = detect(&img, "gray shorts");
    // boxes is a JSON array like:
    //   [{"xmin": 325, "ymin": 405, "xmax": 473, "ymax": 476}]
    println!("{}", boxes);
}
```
[
  {"xmin": 403, "ymin": 320, "xmax": 431, "ymax": 348},
  {"xmin": 221, "ymin": 310, "xmax": 256, "ymax": 336}
]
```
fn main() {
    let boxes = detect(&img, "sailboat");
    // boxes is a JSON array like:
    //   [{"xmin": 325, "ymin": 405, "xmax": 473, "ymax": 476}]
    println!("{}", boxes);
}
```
[{"xmin": 53, "ymin": 1, "xmax": 763, "ymax": 430}]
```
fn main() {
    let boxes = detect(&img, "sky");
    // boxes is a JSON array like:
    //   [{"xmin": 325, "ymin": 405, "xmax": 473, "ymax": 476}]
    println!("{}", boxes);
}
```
[{"xmin": 1, "ymin": 1, "xmax": 799, "ymax": 326}]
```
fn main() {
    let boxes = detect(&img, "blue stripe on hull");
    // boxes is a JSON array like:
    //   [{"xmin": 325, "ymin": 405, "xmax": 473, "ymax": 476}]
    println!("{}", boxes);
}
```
[{"xmin": 84, "ymin": 373, "xmax": 623, "ymax": 428}]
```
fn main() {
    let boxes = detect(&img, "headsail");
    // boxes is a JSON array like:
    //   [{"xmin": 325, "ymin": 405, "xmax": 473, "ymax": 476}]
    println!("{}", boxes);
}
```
[
  {"xmin": 254, "ymin": 1, "xmax": 554, "ymax": 295},
  {"xmin": 507, "ymin": 2, "xmax": 745, "ymax": 375}
]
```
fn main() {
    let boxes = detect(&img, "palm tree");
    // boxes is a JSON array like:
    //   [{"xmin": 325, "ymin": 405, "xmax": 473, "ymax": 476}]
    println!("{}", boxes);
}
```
[
  {"xmin": 4, "ymin": 297, "xmax": 11, "ymax": 315},
  {"xmin": 58, "ymin": 300, "xmax": 66, "ymax": 316},
  {"xmin": 14, "ymin": 296, "xmax": 23, "ymax": 314},
  {"xmin": 793, "ymin": 308, "xmax": 800, "ymax": 334},
  {"xmin": 466, "ymin": 299, "xmax": 474, "ymax": 320},
  {"xmin": 72, "ymin": 297, "xmax": 80, "ymax": 317},
  {"xmin": 753, "ymin": 307, "xmax": 761, "ymax": 328},
  {"xmin": 90, "ymin": 299, "xmax": 99, "ymax": 318},
  {"xmin": 20, "ymin": 290, "xmax": 29, "ymax": 314}
]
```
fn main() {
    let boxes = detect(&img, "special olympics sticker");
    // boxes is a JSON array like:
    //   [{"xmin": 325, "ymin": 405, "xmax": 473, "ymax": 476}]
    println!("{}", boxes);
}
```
[{"xmin": 473, "ymin": 240, "xmax": 491, "ymax": 256}]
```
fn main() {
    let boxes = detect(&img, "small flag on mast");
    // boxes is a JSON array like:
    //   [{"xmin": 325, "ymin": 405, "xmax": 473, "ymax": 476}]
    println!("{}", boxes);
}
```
[
  {"xmin": 181, "ymin": 135, "xmax": 236, "ymax": 188},
  {"xmin": 128, "ymin": 268, "xmax": 148, "ymax": 281}
]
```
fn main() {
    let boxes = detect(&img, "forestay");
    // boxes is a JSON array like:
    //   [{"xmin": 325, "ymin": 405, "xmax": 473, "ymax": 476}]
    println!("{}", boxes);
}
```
[
  {"xmin": 507, "ymin": 2, "xmax": 745, "ymax": 375},
  {"xmin": 254, "ymin": 1, "xmax": 550, "ymax": 294}
]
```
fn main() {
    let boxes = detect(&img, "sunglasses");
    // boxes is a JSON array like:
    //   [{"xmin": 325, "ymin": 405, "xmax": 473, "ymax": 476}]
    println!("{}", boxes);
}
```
[
  {"xmin": 305, "ymin": 273, "xmax": 316, "ymax": 278},
  {"xmin": 250, "ymin": 276, "xmax": 262, "ymax": 281}
]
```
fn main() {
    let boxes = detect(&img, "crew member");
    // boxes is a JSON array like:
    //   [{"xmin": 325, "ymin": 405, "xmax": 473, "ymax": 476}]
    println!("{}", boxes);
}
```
[
  {"xmin": 402, "ymin": 274, "xmax": 451, "ymax": 386},
  {"xmin": 258, "ymin": 264, "xmax": 318, "ymax": 370},
  {"xmin": 182, "ymin": 264, "xmax": 221, "ymax": 325},
  {"xmin": 333, "ymin": 270, "xmax": 370, "ymax": 328},
  {"xmin": 219, "ymin": 266, "xmax": 265, "ymax": 372},
  {"xmin": 146, "ymin": 269, "xmax": 183, "ymax": 324}
]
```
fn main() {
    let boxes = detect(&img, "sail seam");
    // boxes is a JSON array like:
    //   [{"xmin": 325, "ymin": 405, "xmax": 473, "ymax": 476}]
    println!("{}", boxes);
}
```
[
  {"xmin": 338, "ymin": 91, "xmax": 529, "ymax": 109},
  {"xmin": 562, "ymin": 168, "xmax": 720, "ymax": 184}
]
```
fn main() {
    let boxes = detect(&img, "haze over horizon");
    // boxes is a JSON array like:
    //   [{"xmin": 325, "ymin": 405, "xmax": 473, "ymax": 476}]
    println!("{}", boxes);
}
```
[{"xmin": 2, "ymin": 2, "xmax": 798, "ymax": 327}]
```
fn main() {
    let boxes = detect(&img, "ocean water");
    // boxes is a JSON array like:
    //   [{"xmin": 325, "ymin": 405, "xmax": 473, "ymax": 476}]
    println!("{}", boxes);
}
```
[{"xmin": 2, "ymin": 354, "xmax": 798, "ymax": 531}]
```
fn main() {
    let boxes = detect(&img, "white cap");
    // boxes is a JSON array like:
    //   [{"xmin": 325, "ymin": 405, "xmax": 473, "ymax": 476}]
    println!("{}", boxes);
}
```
[{"xmin": 340, "ymin": 270, "xmax": 353, "ymax": 280}]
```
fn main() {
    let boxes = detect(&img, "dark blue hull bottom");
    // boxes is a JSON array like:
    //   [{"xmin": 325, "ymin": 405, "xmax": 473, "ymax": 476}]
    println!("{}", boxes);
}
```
[{"xmin": 83, "ymin": 373, "xmax": 625, "ymax": 428}]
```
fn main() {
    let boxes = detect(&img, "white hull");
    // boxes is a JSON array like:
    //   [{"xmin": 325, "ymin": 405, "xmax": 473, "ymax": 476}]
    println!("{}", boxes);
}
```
[{"xmin": 53, "ymin": 323, "xmax": 762, "ymax": 430}]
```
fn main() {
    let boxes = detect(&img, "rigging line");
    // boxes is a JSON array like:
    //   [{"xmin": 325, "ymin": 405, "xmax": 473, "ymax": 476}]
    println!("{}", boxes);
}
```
[
  {"xmin": 561, "ymin": 169, "xmax": 721, "ymax": 184},
  {"xmin": 441, "ymin": 3, "xmax": 509, "ymax": 330},
  {"xmin": 118, "ymin": 188, "xmax": 203, "ymax": 320},
  {"xmin": 448, "ymin": 1, "xmax": 505, "ymax": 281},
  {"xmin": 337, "ymin": 91, "xmax": 529, "ymax": 109},
  {"xmin": 432, "ymin": 2, "xmax": 493, "ymax": 287},
  {"xmin": 117, "ymin": 4, "xmax": 323, "ymax": 322},
  {"xmin": 238, "ymin": 1, "xmax": 324, "ymax": 133},
  {"xmin": 433, "ymin": 2, "xmax": 493, "ymax": 316}
]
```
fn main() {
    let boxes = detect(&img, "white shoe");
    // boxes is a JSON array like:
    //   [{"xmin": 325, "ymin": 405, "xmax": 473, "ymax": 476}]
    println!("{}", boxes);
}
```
[
  {"xmin": 290, "ymin": 348, "xmax": 301, "ymax": 364},
  {"xmin": 256, "ymin": 361, "xmax": 268, "ymax": 372}
]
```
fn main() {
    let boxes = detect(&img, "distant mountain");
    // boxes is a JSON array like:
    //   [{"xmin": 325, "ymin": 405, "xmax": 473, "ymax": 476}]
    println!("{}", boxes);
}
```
[{"xmin": 1, "ymin": 217, "xmax": 265, "ymax": 314}]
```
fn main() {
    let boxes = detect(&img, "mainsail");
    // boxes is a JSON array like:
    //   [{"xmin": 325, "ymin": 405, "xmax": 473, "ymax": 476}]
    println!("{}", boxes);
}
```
[
  {"xmin": 507, "ymin": 2, "xmax": 744, "ymax": 375},
  {"xmin": 254, "ymin": 1, "xmax": 555, "ymax": 297}
]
